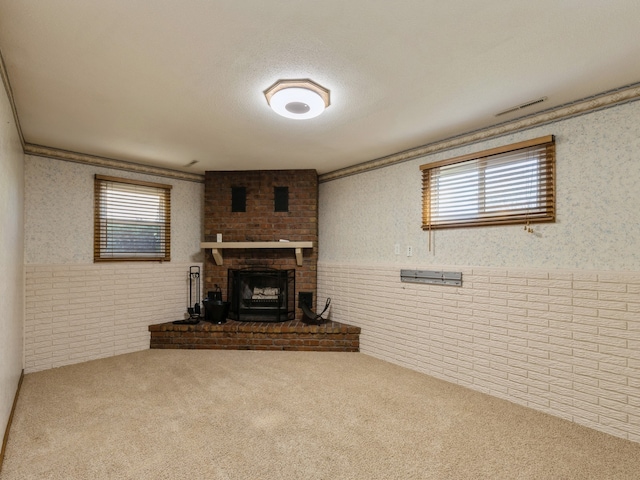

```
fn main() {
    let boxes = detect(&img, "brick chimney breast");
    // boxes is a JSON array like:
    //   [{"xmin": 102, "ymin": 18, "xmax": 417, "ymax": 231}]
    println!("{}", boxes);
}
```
[{"xmin": 203, "ymin": 170, "xmax": 318, "ymax": 320}]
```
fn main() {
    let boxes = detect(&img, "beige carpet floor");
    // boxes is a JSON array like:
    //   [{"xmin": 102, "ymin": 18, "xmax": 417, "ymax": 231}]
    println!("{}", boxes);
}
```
[{"xmin": 1, "ymin": 350, "xmax": 639, "ymax": 479}]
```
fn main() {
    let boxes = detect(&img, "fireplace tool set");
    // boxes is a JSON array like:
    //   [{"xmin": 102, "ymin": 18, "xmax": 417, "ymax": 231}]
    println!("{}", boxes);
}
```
[
  {"xmin": 173, "ymin": 266, "xmax": 202, "ymax": 325},
  {"xmin": 173, "ymin": 267, "xmax": 230, "ymax": 325}
]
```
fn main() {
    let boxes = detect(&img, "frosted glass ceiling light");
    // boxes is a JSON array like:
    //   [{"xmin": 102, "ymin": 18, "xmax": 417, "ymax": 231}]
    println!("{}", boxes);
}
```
[{"xmin": 264, "ymin": 79, "xmax": 330, "ymax": 120}]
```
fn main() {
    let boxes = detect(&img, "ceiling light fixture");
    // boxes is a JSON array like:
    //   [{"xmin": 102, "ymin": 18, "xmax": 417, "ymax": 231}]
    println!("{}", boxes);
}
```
[{"xmin": 264, "ymin": 79, "xmax": 330, "ymax": 120}]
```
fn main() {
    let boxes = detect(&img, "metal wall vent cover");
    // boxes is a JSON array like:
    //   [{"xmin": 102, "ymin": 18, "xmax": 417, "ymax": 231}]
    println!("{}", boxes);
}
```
[
  {"xmin": 400, "ymin": 270, "xmax": 462, "ymax": 287},
  {"xmin": 495, "ymin": 97, "xmax": 547, "ymax": 117}
]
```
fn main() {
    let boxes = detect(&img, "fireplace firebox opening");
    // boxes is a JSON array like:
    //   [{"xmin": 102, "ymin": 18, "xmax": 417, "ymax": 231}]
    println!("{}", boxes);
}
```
[{"xmin": 228, "ymin": 268, "xmax": 295, "ymax": 322}]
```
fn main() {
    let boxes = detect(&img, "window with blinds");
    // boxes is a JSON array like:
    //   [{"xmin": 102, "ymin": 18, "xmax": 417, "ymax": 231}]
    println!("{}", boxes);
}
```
[
  {"xmin": 421, "ymin": 135, "xmax": 555, "ymax": 230},
  {"xmin": 94, "ymin": 175, "xmax": 172, "ymax": 262}
]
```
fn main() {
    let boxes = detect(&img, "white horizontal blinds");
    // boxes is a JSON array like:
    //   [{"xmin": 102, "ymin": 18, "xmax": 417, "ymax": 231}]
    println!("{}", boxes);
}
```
[
  {"xmin": 421, "ymin": 136, "xmax": 555, "ymax": 229},
  {"xmin": 94, "ymin": 175, "xmax": 172, "ymax": 261}
]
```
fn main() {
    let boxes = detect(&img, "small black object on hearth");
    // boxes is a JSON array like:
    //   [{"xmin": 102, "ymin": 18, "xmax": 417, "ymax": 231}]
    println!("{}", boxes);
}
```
[
  {"xmin": 301, "ymin": 297, "xmax": 331, "ymax": 325},
  {"xmin": 203, "ymin": 286, "xmax": 229, "ymax": 324}
]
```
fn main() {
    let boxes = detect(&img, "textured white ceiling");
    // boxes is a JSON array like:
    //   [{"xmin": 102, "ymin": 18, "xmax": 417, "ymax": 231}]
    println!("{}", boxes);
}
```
[{"xmin": 1, "ymin": 0, "xmax": 639, "ymax": 175}]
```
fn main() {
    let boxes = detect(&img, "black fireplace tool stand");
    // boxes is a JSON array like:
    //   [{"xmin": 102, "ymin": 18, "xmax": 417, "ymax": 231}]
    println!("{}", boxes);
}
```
[{"xmin": 173, "ymin": 266, "xmax": 202, "ymax": 325}]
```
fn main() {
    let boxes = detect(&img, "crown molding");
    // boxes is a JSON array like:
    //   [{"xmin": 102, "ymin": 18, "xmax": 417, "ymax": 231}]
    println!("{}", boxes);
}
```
[
  {"xmin": 5, "ymin": 27, "xmax": 638, "ymax": 187},
  {"xmin": 0, "ymin": 48, "xmax": 25, "ymax": 148},
  {"xmin": 24, "ymin": 144, "xmax": 205, "ymax": 183},
  {"xmin": 2, "ymin": 46, "xmax": 203, "ymax": 183},
  {"xmin": 319, "ymin": 82, "xmax": 640, "ymax": 183}
]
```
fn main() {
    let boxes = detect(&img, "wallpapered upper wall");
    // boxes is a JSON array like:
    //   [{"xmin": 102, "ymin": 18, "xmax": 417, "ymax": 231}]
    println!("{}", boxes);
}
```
[
  {"xmin": 24, "ymin": 156, "xmax": 204, "ymax": 264},
  {"xmin": 318, "ymin": 100, "xmax": 640, "ymax": 270}
]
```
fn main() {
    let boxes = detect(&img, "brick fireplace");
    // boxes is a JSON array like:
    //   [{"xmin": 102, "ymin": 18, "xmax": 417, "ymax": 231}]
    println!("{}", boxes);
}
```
[
  {"xmin": 148, "ymin": 169, "xmax": 361, "ymax": 352},
  {"xmin": 203, "ymin": 170, "xmax": 318, "ymax": 320}
]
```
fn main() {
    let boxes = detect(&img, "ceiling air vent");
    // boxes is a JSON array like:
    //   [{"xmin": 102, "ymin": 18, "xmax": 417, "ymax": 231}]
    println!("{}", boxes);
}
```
[{"xmin": 495, "ymin": 97, "xmax": 547, "ymax": 117}]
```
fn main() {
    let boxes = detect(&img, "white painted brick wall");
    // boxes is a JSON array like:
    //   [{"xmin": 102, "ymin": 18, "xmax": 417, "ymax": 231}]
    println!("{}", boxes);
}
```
[
  {"xmin": 25, "ymin": 262, "xmax": 202, "ymax": 373},
  {"xmin": 318, "ymin": 262, "xmax": 640, "ymax": 443}
]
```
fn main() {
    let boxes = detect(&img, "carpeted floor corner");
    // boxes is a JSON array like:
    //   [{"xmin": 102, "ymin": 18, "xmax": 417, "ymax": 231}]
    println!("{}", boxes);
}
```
[{"xmin": 1, "ymin": 350, "xmax": 639, "ymax": 479}]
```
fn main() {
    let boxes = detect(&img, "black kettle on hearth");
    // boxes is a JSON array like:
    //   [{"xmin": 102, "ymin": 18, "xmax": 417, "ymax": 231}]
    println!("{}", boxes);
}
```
[{"xmin": 202, "ymin": 286, "xmax": 229, "ymax": 324}]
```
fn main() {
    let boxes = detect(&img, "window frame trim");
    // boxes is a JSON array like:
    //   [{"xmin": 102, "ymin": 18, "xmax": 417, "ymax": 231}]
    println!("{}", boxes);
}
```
[
  {"xmin": 421, "ymin": 135, "xmax": 555, "ymax": 230},
  {"xmin": 94, "ymin": 174, "xmax": 172, "ymax": 262}
]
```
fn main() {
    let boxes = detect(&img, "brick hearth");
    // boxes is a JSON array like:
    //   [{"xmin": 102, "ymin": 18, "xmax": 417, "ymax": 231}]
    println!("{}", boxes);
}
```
[{"xmin": 149, "ymin": 320, "xmax": 360, "ymax": 352}]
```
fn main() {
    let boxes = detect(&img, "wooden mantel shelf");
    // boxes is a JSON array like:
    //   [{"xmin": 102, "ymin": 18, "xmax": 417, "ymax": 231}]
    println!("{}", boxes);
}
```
[{"xmin": 201, "ymin": 241, "xmax": 314, "ymax": 266}]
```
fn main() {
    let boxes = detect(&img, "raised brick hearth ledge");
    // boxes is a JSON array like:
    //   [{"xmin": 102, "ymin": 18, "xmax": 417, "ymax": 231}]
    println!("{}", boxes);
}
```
[{"xmin": 149, "ymin": 320, "xmax": 360, "ymax": 352}]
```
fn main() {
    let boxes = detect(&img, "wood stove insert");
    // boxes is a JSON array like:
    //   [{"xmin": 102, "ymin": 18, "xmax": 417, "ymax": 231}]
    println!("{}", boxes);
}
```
[{"xmin": 228, "ymin": 268, "xmax": 295, "ymax": 322}]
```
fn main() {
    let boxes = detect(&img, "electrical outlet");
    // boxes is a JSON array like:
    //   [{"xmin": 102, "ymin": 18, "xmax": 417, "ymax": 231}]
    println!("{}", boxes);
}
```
[
  {"xmin": 394, "ymin": 244, "xmax": 400, "ymax": 255},
  {"xmin": 407, "ymin": 245, "xmax": 413, "ymax": 257}
]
